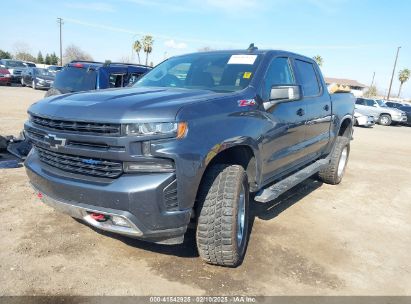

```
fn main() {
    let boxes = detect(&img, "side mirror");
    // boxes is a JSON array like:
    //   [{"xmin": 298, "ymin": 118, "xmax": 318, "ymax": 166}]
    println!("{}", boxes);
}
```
[{"xmin": 264, "ymin": 85, "xmax": 302, "ymax": 110}]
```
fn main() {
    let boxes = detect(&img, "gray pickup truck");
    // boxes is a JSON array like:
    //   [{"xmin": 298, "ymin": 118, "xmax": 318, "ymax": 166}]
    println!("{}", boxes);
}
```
[{"xmin": 24, "ymin": 46, "xmax": 354, "ymax": 267}]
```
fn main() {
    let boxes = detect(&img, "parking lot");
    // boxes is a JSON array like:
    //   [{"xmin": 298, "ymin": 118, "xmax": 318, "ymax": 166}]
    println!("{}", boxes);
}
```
[{"xmin": 0, "ymin": 85, "xmax": 410, "ymax": 296}]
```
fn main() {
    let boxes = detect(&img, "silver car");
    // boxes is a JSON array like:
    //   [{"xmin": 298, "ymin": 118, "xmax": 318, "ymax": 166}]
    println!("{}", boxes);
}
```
[
  {"xmin": 355, "ymin": 98, "xmax": 407, "ymax": 126},
  {"xmin": 354, "ymin": 110, "xmax": 375, "ymax": 127}
]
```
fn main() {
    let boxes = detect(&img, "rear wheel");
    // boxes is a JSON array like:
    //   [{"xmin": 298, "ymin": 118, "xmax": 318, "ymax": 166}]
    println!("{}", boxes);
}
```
[
  {"xmin": 196, "ymin": 164, "xmax": 250, "ymax": 267},
  {"xmin": 379, "ymin": 114, "xmax": 392, "ymax": 126},
  {"xmin": 318, "ymin": 136, "xmax": 350, "ymax": 185},
  {"xmin": 21, "ymin": 78, "xmax": 25, "ymax": 87}
]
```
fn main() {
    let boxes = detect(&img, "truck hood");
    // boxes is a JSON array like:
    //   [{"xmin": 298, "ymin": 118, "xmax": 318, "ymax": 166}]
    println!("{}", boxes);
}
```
[{"xmin": 28, "ymin": 87, "xmax": 229, "ymax": 123}]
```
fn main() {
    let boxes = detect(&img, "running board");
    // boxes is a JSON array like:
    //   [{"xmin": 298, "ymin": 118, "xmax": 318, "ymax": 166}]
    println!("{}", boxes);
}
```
[{"xmin": 254, "ymin": 159, "xmax": 329, "ymax": 203}]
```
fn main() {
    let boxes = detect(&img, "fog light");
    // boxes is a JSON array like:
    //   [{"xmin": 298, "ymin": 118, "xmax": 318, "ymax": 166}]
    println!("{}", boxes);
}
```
[{"xmin": 112, "ymin": 215, "xmax": 132, "ymax": 228}]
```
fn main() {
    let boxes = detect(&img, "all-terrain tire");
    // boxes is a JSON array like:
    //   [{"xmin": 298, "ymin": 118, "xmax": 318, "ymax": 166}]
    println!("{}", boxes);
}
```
[
  {"xmin": 318, "ymin": 136, "xmax": 350, "ymax": 185},
  {"xmin": 379, "ymin": 114, "xmax": 392, "ymax": 126},
  {"xmin": 196, "ymin": 164, "xmax": 250, "ymax": 267}
]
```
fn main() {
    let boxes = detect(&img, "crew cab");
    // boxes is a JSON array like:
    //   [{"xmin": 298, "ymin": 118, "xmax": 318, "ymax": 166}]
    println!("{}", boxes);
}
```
[
  {"xmin": 45, "ymin": 61, "xmax": 152, "ymax": 97},
  {"xmin": 24, "ymin": 46, "xmax": 354, "ymax": 267}
]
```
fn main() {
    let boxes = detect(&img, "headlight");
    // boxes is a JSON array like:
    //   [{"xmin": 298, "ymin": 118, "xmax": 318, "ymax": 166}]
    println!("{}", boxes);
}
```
[
  {"xmin": 123, "ymin": 159, "xmax": 175, "ymax": 173},
  {"xmin": 36, "ymin": 77, "xmax": 45, "ymax": 82},
  {"xmin": 122, "ymin": 122, "xmax": 187, "ymax": 138}
]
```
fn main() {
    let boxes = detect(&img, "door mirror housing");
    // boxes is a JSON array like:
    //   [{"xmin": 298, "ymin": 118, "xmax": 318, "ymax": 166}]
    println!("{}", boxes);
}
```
[
  {"xmin": 270, "ymin": 85, "xmax": 301, "ymax": 102},
  {"xmin": 264, "ymin": 85, "xmax": 302, "ymax": 110}
]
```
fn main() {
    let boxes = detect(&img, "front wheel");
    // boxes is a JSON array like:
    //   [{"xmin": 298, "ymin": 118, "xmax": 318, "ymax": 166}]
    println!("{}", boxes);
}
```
[
  {"xmin": 379, "ymin": 114, "xmax": 392, "ymax": 126},
  {"xmin": 21, "ymin": 78, "xmax": 26, "ymax": 87},
  {"xmin": 318, "ymin": 136, "xmax": 350, "ymax": 185},
  {"xmin": 196, "ymin": 164, "xmax": 250, "ymax": 267},
  {"xmin": 32, "ymin": 80, "xmax": 37, "ymax": 90}
]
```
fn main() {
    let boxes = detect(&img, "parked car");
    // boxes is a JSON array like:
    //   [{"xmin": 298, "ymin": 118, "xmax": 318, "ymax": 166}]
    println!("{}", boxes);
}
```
[
  {"xmin": 0, "ymin": 59, "xmax": 26, "ymax": 83},
  {"xmin": 0, "ymin": 68, "xmax": 12, "ymax": 86},
  {"xmin": 354, "ymin": 110, "xmax": 375, "ymax": 127},
  {"xmin": 25, "ymin": 47, "xmax": 354, "ymax": 267},
  {"xmin": 45, "ymin": 61, "xmax": 152, "ymax": 97},
  {"xmin": 47, "ymin": 65, "xmax": 62, "ymax": 74},
  {"xmin": 355, "ymin": 98, "xmax": 407, "ymax": 126},
  {"xmin": 386, "ymin": 101, "xmax": 411, "ymax": 125},
  {"xmin": 23, "ymin": 61, "xmax": 36, "ymax": 68},
  {"xmin": 21, "ymin": 68, "xmax": 54, "ymax": 90}
]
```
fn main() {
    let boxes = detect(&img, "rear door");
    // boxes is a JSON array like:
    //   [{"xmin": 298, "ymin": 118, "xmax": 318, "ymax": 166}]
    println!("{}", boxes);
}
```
[
  {"xmin": 260, "ymin": 56, "xmax": 308, "ymax": 182},
  {"xmin": 294, "ymin": 59, "xmax": 331, "ymax": 157}
]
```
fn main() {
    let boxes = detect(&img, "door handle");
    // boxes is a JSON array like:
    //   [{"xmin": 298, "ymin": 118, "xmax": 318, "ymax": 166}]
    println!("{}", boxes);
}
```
[
  {"xmin": 323, "ymin": 104, "xmax": 330, "ymax": 111},
  {"xmin": 296, "ymin": 108, "xmax": 305, "ymax": 116}
]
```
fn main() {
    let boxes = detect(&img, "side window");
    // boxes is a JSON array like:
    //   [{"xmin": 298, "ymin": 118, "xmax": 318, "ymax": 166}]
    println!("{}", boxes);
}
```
[
  {"xmin": 356, "ymin": 99, "xmax": 365, "ymax": 105},
  {"xmin": 365, "ymin": 99, "xmax": 375, "ymax": 107},
  {"xmin": 264, "ymin": 57, "xmax": 294, "ymax": 98},
  {"xmin": 109, "ymin": 74, "xmax": 125, "ymax": 88},
  {"xmin": 128, "ymin": 73, "xmax": 143, "ymax": 85},
  {"xmin": 295, "ymin": 59, "xmax": 321, "ymax": 97}
]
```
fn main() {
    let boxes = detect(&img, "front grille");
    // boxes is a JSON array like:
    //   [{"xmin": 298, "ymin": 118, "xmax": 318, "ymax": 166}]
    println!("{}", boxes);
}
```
[
  {"xmin": 36, "ymin": 146, "xmax": 123, "ymax": 178},
  {"xmin": 30, "ymin": 115, "xmax": 121, "ymax": 136}
]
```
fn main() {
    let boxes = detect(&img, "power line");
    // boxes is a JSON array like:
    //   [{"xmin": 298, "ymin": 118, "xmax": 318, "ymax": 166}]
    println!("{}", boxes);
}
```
[{"xmin": 57, "ymin": 18, "xmax": 64, "ymax": 66}]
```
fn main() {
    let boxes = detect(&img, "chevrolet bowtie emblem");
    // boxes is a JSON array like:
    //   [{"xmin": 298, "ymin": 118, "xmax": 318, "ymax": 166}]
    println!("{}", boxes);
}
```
[{"xmin": 44, "ymin": 134, "xmax": 66, "ymax": 149}]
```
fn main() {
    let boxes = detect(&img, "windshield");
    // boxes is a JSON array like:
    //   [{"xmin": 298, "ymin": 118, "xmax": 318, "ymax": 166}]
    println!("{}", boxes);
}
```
[
  {"xmin": 4, "ymin": 60, "xmax": 25, "ymax": 68},
  {"xmin": 36, "ymin": 68, "xmax": 53, "ymax": 77},
  {"xmin": 376, "ymin": 100, "xmax": 387, "ymax": 107},
  {"xmin": 53, "ymin": 67, "xmax": 97, "ymax": 92},
  {"xmin": 134, "ymin": 53, "xmax": 261, "ymax": 92}
]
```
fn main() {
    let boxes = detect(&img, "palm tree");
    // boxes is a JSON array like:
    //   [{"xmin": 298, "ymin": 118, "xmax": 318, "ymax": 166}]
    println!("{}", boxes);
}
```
[
  {"xmin": 142, "ymin": 35, "xmax": 154, "ymax": 66},
  {"xmin": 313, "ymin": 55, "xmax": 323, "ymax": 67},
  {"xmin": 398, "ymin": 68, "xmax": 410, "ymax": 97},
  {"xmin": 133, "ymin": 40, "xmax": 142, "ymax": 64}
]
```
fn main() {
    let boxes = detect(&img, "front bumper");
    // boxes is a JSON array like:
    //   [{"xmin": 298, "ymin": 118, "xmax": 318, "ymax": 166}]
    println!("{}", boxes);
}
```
[
  {"xmin": 25, "ymin": 149, "xmax": 191, "ymax": 244},
  {"xmin": 11, "ymin": 75, "xmax": 22, "ymax": 82},
  {"xmin": 391, "ymin": 115, "xmax": 407, "ymax": 123},
  {"xmin": 35, "ymin": 80, "xmax": 52, "ymax": 88}
]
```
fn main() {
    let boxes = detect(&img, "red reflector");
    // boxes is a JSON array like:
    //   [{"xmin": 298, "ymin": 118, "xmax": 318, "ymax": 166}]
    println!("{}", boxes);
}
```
[
  {"xmin": 73, "ymin": 63, "xmax": 83, "ymax": 68},
  {"xmin": 37, "ymin": 192, "xmax": 43, "ymax": 199},
  {"xmin": 90, "ymin": 213, "xmax": 107, "ymax": 222}
]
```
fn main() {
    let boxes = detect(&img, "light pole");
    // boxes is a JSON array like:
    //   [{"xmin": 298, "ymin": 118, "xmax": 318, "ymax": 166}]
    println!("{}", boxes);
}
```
[
  {"xmin": 386, "ymin": 46, "xmax": 401, "ymax": 100},
  {"xmin": 57, "ymin": 18, "xmax": 63, "ymax": 66}
]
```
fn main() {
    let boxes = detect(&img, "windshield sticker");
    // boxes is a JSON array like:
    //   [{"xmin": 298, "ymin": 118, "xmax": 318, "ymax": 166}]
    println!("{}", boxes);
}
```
[
  {"xmin": 227, "ymin": 55, "xmax": 257, "ymax": 65},
  {"xmin": 243, "ymin": 72, "xmax": 252, "ymax": 79}
]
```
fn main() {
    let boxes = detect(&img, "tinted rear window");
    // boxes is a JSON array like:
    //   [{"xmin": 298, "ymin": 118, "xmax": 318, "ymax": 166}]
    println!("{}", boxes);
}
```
[
  {"xmin": 295, "ymin": 60, "xmax": 321, "ymax": 97},
  {"xmin": 53, "ymin": 67, "xmax": 97, "ymax": 92}
]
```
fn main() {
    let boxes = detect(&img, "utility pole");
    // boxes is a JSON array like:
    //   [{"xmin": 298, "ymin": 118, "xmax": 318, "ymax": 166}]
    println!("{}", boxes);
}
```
[
  {"xmin": 370, "ymin": 72, "xmax": 375, "ymax": 88},
  {"xmin": 386, "ymin": 46, "xmax": 401, "ymax": 100},
  {"xmin": 57, "ymin": 18, "xmax": 63, "ymax": 66}
]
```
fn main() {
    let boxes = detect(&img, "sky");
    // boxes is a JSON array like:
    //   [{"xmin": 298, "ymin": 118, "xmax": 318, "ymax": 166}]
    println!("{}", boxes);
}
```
[{"xmin": 1, "ymin": 0, "xmax": 411, "ymax": 98}]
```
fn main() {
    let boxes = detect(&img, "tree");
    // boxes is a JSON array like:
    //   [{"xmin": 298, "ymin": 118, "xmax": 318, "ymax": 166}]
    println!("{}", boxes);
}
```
[
  {"xmin": 364, "ymin": 85, "xmax": 377, "ymax": 97},
  {"xmin": 15, "ymin": 52, "xmax": 36, "ymax": 62},
  {"xmin": 142, "ymin": 35, "xmax": 154, "ymax": 66},
  {"xmin": 44, "ymin": 54, "xmax": 51, "ymax": 65},
  {"xmin": 398, "ymin": 68, "xmax": 410, "ymax": 97},
  {"xmin": 0, "ymin": 49, "xmax": 12, "ymax": 59},
  {"xmin": 133, "ymin": 40, "xmax": 142, "ymax": 64},
  {"xmin": 50, "ymin": 52, "xmax": 59, "ymax": 65},
  {"xmin": 313, "ymin": 55, "xmax": 323, "ymax": 67},
  {"xmin": 63, "ymin": 44, "xmax": 93, "ymax": 64},
  {"xmin": 37, "ymin": 51, "xmax": 44, "ymax": 64}
]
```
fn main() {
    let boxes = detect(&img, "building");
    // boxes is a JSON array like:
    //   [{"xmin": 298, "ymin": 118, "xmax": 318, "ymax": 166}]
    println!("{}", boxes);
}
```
[{"xmin": 324, "ymin": 77, "xmax": 367, "ymax": 97}]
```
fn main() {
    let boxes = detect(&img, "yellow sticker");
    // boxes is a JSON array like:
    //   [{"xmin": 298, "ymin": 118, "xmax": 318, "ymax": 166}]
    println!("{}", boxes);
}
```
[{"xmin": 243, "ymin": 72, "xmax": 252, "ymax": 79}]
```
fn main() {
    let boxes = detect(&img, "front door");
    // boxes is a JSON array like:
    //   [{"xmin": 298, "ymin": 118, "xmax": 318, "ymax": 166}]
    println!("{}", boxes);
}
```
[{"xmin": 260, "ymin": 56, "xmax": 307, "ymax": 182}]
